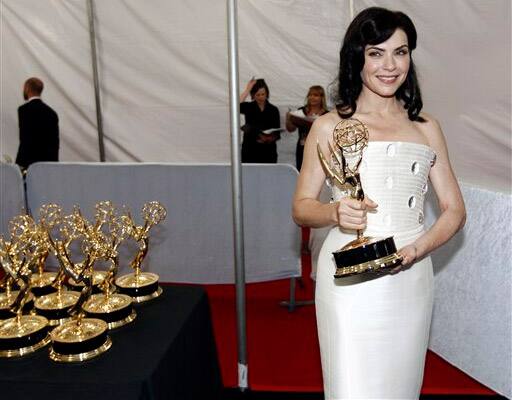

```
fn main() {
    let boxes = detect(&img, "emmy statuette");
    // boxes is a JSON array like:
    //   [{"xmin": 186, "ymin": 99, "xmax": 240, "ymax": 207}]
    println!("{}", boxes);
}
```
[
  {"xmin": 0, "ymin": 215, "xmax": 50, "ymax": 358},
  {"xmin": 29, "ymin": 205, "xmax": 59, "ymax": 297},
  {"xmin": 81, "ymin": 202, "xmax": 136, "ymax": 329},
  {"xmin": 115, "ymin": 202, "xmax": 167, "ymax": 303},
  {"xmin": 34, "ymin": 205, "xmax": 80, "ymax": 326},
  {"xmin": 46, "ymin": 208, "xmax": 112, "ymax": 362},
  {"xmin": 317, "ymin": 118, "xmax": 402, "ymax": 278}
]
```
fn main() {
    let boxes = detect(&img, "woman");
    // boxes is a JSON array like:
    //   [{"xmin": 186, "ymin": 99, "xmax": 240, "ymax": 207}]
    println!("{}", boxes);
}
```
[
  {"xmin": 240, "ymin": 78, "xmax": 281, "ymax": 163},
  {"xmin": 292, "ymin": 7, "xmax": 465, "ymax": 399},
  {"xmin": 286, "ymin": 86, "xmax": 329, "ymax": 170}
]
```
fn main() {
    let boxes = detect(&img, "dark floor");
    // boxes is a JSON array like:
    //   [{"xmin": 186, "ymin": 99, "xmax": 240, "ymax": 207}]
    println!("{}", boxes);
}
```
[{"xmin": 220, "ymin": 389, "xmax": 506, "ymax": 400}]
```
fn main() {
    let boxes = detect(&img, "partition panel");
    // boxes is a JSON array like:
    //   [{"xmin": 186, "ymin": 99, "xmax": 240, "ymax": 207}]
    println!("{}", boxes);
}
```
[
  {"xmin": 0, "ymin": 164, "xmax": 25, "ymax": 235},
  {"xmin": 25, "ymin": 162, "xmax": 301, "ymax": 284},
  {"xmin": 425, "ymin": 184, "xmax": 512, "ymax": 398}
]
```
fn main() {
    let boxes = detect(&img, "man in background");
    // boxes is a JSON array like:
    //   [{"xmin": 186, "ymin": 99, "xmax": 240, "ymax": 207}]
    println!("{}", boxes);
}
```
[{"xmin": 15, "ymin": 77, "xmax": 59, "ymax": 171}]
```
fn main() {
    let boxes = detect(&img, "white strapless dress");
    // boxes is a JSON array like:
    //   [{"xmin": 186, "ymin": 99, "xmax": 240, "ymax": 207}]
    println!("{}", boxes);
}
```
[{"xmin": 316, "ymin": 141, "xmax": 437, "ymax": 400}]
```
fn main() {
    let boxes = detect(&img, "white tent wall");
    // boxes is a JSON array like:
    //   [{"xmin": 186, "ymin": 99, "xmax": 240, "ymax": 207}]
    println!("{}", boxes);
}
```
[
  {"xmin": 0, "ymin": 0, "xmax": 351, "ymax": 164},
  {"xmin": 91, "ymin": 0, "xmax": 351, "ymax": 162},
  {"xmin": 1, "ymin": 1, "xmax": 510, "ymax": 191},
  {"xmin": 0, "ymin": 0, "xmax": 100, "ymax": 162}
]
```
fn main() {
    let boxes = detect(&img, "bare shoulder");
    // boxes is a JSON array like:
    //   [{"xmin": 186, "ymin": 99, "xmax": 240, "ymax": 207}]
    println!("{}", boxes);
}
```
[
  {"xmin": 415, "ymin": 111, "xmax": 450, "ymax": 157},
  {"xmin": 309, "ymin": 110, "xmax": 340, "ymax": 141}
]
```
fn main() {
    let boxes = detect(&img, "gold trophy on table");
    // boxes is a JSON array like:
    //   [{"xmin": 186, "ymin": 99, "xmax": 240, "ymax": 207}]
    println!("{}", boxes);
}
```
[
  {"xmin": 29, "ymin": 205, "xmax": 60, "ymax": 297},
  {"xmin": 317, "ymin": 118, "xmax": 402, "ymax": 278},
  {"xmin": 115, "ymin": 201, "xmax": 167, "ymax": 303},
  {"xmin": 34, "ymin": 205, "xmax": 81, "ymax": 326},
  {"xmin": 46, "ymin": 207, "xmax": 112, "ymax": 362},
  {"xmin": 0, "ymin": 215, "xmax": 50, "ymax": 358},
  {"xmin": 0, "ymin": 215, "xmax": 38, "ymax": 321},
  {"xmin": 81, "ymin": 201, "xmax": 136, "ymax": 329},
  {"xmin": 66, "ymin": 202, "xmax": 110, "ymax": 293}
]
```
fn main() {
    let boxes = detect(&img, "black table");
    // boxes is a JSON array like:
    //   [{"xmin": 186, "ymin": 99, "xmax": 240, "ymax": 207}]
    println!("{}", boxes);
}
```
[{"xmin": 0, "ymin": 286, "xmax": 222, "ymax": 400}]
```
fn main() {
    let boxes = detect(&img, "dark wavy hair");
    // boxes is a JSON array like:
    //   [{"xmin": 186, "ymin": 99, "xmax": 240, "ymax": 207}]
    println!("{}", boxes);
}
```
[
  {"xmin": 334, "ymin": 7, "xmax": 425, "ymax": 122},
  {"xmin": 250, "ymin": 79, "xmax": 270, "ymax": 99}
]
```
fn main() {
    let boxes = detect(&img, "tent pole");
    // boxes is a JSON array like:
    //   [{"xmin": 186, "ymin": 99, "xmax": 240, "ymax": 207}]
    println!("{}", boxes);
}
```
[
  {"xmin": 86, "ymin": 0, "xmax": 105, "ymax": 162},
  {"xmin": 227, "ymin": 0, "xmax": 248, "ymax": 391}
]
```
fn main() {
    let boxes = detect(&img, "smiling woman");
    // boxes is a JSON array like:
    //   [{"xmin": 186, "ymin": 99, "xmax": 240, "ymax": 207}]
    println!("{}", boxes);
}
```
[
  {"xmin": 362, "ymin": 32, "xmax": 411, "ymax": 97},
  {"xmin": 292, "ymin": 7, "xmax": 466, "ymax": 400}
]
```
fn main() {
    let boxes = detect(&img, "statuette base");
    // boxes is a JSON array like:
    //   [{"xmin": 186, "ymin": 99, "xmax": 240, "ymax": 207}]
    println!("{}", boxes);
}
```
[
  {"xmin": 115, "ymin": 272, "xmax": 162, "ymax": 303},
  {"xmin": 83, "ymin": 293, "xmax": 136, "ymax": 329},
  {"xmin": 30, "ymin": 272, "xmax": 58, "ymax": 297},
  {"xmin": 49, "ymin": 318, "xmax": 111, "ymax": 362},
  {"xmin": 333, "ymin": 236, "xmax": 403, "ymax": 278},
  {"xmin": 0, "ymin": 315, "xmax": 50, "ymax": 358},
  {"xmin": 34, "ymin": 291, "xmax": 80, "ymax": 325}
]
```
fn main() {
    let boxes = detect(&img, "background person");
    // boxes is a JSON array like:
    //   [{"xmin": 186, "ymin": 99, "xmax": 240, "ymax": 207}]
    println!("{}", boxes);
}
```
[
  {"xmin": 292, "ymin": 7, "xmax": 466, "ymax": 399},
  {"xmin": 239, "ymin": 78, "xmax": 280, "ymax": 163},
  {"xmin": 15, "ymin": 77, "xmax": 59, "ymax": 172},
  {"xmin": 285, "ymin": 85, "xmax": 329, "ymax": 170}
]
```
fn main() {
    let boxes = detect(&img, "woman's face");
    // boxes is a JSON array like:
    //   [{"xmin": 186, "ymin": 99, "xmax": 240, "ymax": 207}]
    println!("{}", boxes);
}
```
[
  {"xmin": 361, "ymin": 28, "xmax": 410, "ymax": 98},
  {"xmin": 254, "ymin": 88, "xmax": 268, "ymax": 105},
  {"xmin": 307, "ymin": 91, "xmax": 323, "ymax": 107}
]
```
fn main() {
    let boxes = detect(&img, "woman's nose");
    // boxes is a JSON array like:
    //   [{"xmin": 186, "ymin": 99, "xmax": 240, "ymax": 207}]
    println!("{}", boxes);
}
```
[{"xmin": 383, "ymin": 55, "xmax": 397, "ymax": 70}]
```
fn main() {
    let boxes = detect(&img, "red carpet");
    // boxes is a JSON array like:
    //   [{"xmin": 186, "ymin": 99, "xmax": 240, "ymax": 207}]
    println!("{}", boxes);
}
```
[{"xmin": 201, "ymin": 228, "xmax": 496, "ymax": 395}]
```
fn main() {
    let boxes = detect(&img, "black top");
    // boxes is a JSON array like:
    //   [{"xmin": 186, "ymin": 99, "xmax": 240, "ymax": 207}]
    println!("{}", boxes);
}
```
[
  {"xmin": 15, "ymin": 98, "xmax": 59, "ymax": 171},
  {"xmin": 240, "ymin": 100, "xmax": 280, "ymax": 163},
  {"xmin": 295, "ymin": 106, "xmax": 328, "ymax": 145},
  {"xmin": 294, "ymin": 106, "xmax": 328, "ymax": 170}
]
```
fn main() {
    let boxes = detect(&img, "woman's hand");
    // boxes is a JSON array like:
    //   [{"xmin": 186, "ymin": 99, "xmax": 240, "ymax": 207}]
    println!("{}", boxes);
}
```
[
  {"xmin": 333, "ymin": 197, "xmax": 377, "ymax": 230},
  {"xmin": 245, "ymin": 78, "xmax": 257, "ymax": 92},
  {"xmin": 240, "ymin": 78, "xmax": 257, "ymax": 102},
  {"xmin": 398, "ymin": 244, "xmax": 418, "ymax": 266},
  {"xmin": 285, "ymin": 111, "xmax": 296, "ymax": 132},
  {"xmin": 389, "ymin": 244, "xmax": 418, "ymax": 274}
]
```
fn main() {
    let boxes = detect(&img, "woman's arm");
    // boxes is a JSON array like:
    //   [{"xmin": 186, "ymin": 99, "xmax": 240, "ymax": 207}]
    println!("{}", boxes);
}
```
[
  {"xmin": 240, "ymin": 78, "xmax": 256, "ymax": 103},
  {"xmin": 285, "ymin": 111, "xmax": 296, "ymax": 132},
  {"xmin": 292, "ymin": 114, "xmax": 377, "ymax": 229},
  {"xmin": 400, "ymin": 116, "xmax": 466, "ymax": 265}
]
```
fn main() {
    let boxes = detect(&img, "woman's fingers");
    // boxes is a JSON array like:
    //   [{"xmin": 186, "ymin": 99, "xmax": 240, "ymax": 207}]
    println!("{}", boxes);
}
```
[
  {"xmin": 364, "ymin": 197, "xmax": 378, "ymax": 209},
  {"xmin": 397, "ymin": 244, "xmax": 418, "ymax": 266},
  {"xmin": 335, "ymin": 197, "xmax": 378, "ymax": 230}
]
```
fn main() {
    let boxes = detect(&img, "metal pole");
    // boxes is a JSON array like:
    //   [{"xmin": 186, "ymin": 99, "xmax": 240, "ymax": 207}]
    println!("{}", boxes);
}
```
[
  {"xmin": 349, "ymin": 0, "xmax": 355, "ymax": 20},
  {"xmin": 227, "ymin": 0, "xmax": 248, "ymax": 391},
  {"xmin": 86, "ymin": 0, "xmax": 105, "ymax": 162}
]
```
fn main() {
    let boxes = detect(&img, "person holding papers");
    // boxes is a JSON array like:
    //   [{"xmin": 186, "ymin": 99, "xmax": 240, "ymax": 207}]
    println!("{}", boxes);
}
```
[
  {"xmin": 286, "ymin": 86, "xmax": 329, "ymax": 170},
  {"xmin": 240, "ymin": 78, "xmax": 281, "ymax": 163}
]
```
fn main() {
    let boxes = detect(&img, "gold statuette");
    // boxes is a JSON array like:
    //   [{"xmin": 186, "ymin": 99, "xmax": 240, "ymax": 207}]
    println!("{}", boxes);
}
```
[
  {"xmin": 115, "ymin": 201, "xmax": 167, "ymax": 303},
  {"xmin": 34, "ymin": 205, "xmax": 80, "ymax": 326},
  {"xmin": 81, "ymin": 201, "xmax": 136, "ymax": 329},
  {"xmin": 46, "ymin": 207, "xmax": 112, "ymax": 362},
  {"xmin": 317, "ymin": 118, "xmax": 402, "ymax": 278},
  {"xmin": 0, "ymin": 215, "xmax": 50, "ymax": 358},
  {"xmin": 29, "ymin": 205, "xmax": 59, "ymax": 297}
]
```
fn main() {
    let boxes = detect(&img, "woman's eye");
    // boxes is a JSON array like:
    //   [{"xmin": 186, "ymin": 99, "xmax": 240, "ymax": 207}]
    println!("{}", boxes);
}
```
[
  {"xmin": 368, "ymin": 51, "xmax": 381, "ymax": 57},
  {"xmin": 396, "ymin": 49, "xmax": 409, "ymax": 55}
]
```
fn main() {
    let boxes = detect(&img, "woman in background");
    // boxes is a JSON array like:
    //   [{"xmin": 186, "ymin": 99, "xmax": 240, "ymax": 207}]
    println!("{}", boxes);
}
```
[
  {"xmin": 286, "ymin": 86, "xmax": 329, "ymax": 170},
  {"xmin": 240, "ymin": 78, "xmax": 281, "ymax": 163}
]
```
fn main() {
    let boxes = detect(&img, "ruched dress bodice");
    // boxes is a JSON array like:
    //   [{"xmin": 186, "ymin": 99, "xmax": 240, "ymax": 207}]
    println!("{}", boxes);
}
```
[
  {"xmin": 316, "ymin": 141, "xmax": 437, "ymax": 400},
  {"xmin": 330, "ymin": 141, "xmax": 436, "ymax": 236}
]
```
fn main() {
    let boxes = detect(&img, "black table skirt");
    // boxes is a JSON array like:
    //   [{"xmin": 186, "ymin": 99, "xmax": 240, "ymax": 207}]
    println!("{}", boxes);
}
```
[{"xmin": 0, "ymin": 286, "xmax": 222, "ymax": 400}]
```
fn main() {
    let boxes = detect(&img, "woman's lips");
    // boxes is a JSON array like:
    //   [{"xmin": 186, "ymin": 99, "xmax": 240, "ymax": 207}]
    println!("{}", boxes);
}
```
[{"xmin": 377, "ymin": 75, "xmax": 399, "ymax": 84}]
